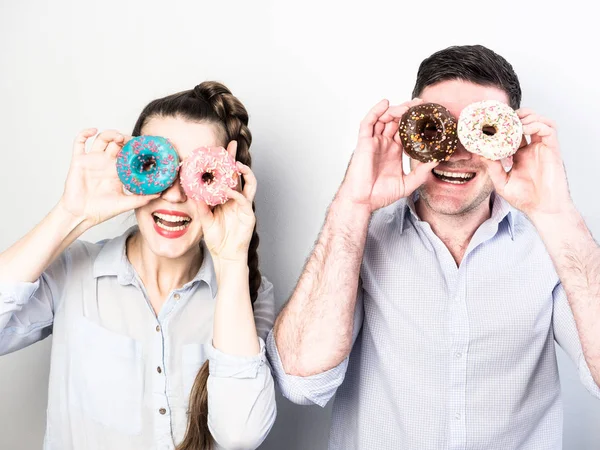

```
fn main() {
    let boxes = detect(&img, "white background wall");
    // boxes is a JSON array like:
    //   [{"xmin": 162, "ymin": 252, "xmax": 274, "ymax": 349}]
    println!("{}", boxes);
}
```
[{"xmin": 1, "ymin": 1, "xmax": 599, "ymax": 448}]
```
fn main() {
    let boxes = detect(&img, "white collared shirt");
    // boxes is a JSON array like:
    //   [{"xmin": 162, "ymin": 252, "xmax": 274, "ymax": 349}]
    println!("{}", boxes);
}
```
[
  {"xmin": 267, "ymin": 193, "xmax": 600, "ymax": 450},
  {"xmin": 0, "ymin": 226, "xmax": 276, "ymax": 450}
]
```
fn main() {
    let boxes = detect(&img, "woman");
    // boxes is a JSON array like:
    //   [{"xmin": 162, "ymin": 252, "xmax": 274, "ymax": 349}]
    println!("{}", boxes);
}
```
[{"xmin": 0, "ymin": 82, "xmax": 276, "ymax": 449}]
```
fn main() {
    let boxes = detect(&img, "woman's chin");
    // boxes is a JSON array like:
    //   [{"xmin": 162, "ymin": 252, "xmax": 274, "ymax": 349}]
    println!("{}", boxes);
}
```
[{"xmin": 139, "ymin": 223, "xmax": 202, "ymax": 259}]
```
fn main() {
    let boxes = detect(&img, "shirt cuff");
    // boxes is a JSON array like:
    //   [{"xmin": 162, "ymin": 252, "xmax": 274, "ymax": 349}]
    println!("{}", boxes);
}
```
[
  {"xmin": 0, "ymin": 280, "xmax": 40, "ymax": 307},
  {"xmin": 578, "ymin": 353, "xmax": 600, "ymax": 399},
  {"xmin": 207, "ymin": 337, "xmax": 267, "ymax": 379},
  {"xmin": 265, "ymin": 328, "xmax": 348, "ymax": 407}
]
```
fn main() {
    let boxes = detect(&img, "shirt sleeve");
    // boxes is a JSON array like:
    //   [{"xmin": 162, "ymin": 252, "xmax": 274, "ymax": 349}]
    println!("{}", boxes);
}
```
[
  {"xmin": 0, "ymin": 244, "xmax": 73, "ymax": 355},
  {"xmin": 265, "ymin": 284, "xmax": 365, "ymax": 408},
  {"xmin": 206, "ymin": 276, "xmax": 277, "ymax": 450},
  {"xmin": 552, "ymin": 281, "xmax": 600, "ymax": 399}
]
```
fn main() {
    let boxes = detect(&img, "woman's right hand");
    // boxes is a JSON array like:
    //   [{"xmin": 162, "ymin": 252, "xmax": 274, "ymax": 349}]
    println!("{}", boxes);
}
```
[
  {"xmin": 58, "ymin": 129, "xmax": 160, "ymax": 227},
  {"xmin": 337, "ymin": 99, "xmax": 439, "ymax": 212}
]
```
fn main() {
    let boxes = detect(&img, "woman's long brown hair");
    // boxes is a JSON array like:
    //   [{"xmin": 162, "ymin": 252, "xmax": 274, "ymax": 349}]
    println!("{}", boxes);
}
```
[{"xmin": 132, "ymin": 81, "xmax": 262, "ymax": 450}]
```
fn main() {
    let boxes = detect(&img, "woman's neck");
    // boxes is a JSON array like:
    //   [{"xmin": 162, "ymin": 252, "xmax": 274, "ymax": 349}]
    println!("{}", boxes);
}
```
[{"xmin": 126, "ymin": 232, "xmax": 203, "ymax": 312}]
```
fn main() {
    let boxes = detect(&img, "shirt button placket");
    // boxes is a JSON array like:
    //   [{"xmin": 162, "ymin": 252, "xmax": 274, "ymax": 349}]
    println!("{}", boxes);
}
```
[{"xmin": 153, "ymin": 320, "xmax": 170, "ymax": 441}]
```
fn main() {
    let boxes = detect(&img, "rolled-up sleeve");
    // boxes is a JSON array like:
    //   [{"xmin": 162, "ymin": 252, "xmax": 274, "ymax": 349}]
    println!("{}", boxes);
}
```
[
  {"xmin": 265, "ymin": 284, "xmax": 364, "ymax": 407},
  {"xmin": 552, "ymin": 282, "xmax": 600, "ymax": 399},
  {"xmin": 206, "ymin": 277, "xmax": 277, "ymax": 450},
  {"xmin": 266, "ymin": 330, "xmax": 350, "ymax": 407},
  {"xmin": 0, "ymin": 278, "xmax": 53, "ymax": 355},
  {"xmin": 0, "ymin": 242, "xmax": 75, "ymax": 355}
]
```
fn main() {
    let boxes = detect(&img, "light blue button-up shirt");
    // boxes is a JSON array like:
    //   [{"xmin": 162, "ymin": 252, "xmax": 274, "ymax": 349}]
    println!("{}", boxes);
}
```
[
  {"xmin": 267, "ymin": 193, "xmax": 600, "ymax": 449},
  {"xmin": 0, "ymin": 226, "xmax": 276, "ymax": 450}
]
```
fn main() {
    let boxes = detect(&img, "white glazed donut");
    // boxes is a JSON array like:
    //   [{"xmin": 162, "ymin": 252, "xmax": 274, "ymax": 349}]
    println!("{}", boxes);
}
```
[{"xmin": 457, "ymin": 100, "xmax": 522, "ymax": 160}]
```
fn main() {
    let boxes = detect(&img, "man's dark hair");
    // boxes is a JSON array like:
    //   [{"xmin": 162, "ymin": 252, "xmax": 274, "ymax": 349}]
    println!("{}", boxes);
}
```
[{"xmin": 412, "ymin": 45, "xmax": 522, "ymax": 109}]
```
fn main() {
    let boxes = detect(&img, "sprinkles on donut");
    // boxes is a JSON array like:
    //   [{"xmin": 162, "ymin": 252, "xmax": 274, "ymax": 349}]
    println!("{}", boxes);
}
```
[
  {"xmin": 180, "ymin": 146, "xmax": 240, "ymax": 206},
  {"xmin": 457, "ymin": 100, "xmax": 523, "ymax": 160},
  {"xmin": 116, "ymin": 135, "xmax": 180, "ymax": 195},
  {"xmin": 398, "ymin": 103, "xmax": 459, "ymax": 163}
]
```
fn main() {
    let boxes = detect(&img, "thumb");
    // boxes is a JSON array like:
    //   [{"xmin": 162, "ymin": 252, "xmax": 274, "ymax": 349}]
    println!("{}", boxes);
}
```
[
  {"xmin": 483, "ymin": 159, "xmax": 510, "ymax": 194},
  {"xmin": 403, "ymin": 161, "xmax": 438, "ymax": 195},
  {"xmin": 196, "ymin": 204, "xmax": 216, "ymax": 234}
]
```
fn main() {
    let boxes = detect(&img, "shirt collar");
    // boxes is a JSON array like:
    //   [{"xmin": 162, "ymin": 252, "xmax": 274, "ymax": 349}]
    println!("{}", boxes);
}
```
[
  {"xmin": 397, "ymin": 191, "xmax": 517, "ymax": 240},
  {"xmin": 92, "ymin": 225, "xmax": 217, "ymax": 295}
]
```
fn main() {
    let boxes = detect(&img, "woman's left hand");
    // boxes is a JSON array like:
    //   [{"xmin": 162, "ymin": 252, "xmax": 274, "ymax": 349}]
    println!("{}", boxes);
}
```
[{"xmin": 200, "ymin": 141, "xmax": 257, "ymax": 263}]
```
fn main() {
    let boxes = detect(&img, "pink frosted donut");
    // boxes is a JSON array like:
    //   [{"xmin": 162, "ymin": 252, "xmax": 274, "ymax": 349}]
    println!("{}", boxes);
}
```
[
  {"xmin": 457, "ymin": 100, "xmax": 523, "ymax": 160},
  {"xmin": 180, "ymin": 147, "xmax": 240, "ymax": 206}
]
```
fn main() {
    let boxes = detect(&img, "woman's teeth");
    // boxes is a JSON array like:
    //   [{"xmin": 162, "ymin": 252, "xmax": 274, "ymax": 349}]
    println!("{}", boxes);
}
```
[
  {"xmin": 433, "ymin": 169, "xmax": 475, "ymax": 184},
  {"xmin": 152, "ymin": 213, "xmax": 191, "ymax": 231}
]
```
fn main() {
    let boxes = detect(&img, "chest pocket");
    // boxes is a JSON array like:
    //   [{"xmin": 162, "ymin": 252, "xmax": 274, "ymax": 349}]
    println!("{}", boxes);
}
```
[
  {"xmin": 182, "ymin": 343, "xmax": 208, "ymax": 401},
  {"xmin": 69, "ymin": 316, "xmax": 144, "ymax": 435}
]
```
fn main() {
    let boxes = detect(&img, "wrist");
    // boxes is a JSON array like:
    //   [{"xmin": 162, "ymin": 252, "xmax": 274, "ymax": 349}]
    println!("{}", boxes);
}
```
[
  {"xmin": 53, "ymin": 201, "xmax": 92, "ymax": 234},
  {"xmin": 527, "ymin": 202, "xmax": 579, "ymax": 229},
  {"xmin": 330, "ymin": 194, "xmax": 373, "ymax": 225},
  {"xmin": 213, "ymin": 256, "xmax": 249, "ymax": 279}
]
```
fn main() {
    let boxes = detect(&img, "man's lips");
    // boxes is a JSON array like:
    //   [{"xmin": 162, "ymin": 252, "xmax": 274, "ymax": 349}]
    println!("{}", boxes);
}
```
[{"xmin": 432, "ymin": 168, "xmax": 476, "ymax": 185}]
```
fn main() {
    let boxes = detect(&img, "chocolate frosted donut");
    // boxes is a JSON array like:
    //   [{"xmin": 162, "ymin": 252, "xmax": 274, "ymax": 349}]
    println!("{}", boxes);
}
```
[{"xmin": 398, "ymin": 103, "xmax": 458, "ymax": 163}]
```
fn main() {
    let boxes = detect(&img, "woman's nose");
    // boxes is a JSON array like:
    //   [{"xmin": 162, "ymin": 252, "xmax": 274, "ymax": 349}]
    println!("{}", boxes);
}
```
[{"xmin": 160, "ymin": 175, "xmax": 187, "ymax": 203}]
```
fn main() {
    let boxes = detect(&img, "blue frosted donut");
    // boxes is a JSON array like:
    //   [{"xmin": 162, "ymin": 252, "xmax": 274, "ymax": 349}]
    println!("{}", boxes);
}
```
[{"xmin": 116, "ymin": 136, "xmax": 180, "ymax": 195}]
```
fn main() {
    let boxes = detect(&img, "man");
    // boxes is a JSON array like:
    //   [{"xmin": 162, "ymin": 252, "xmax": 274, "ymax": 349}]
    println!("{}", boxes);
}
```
[{"xmin": 266, "ymin": 45, "xmax": 600, "ymax": 449}]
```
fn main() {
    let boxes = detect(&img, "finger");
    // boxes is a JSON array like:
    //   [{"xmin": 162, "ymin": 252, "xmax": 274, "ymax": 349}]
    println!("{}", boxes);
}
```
[
  {"xmin": 121, "ymin": 134, "xmax": 134, "ymax": 145},
  {"xmin": 227, "ymin": 140, "xmax": 238, "ymax": 160},
  {"xmin": 403, "ymin": 160, "xmax": 439, "ymax": 194},
  {"xmin": 516, "ymin": 108, "xmax": 536, "ymax": 118},
  {"xmin": 73, "ymin": 128, "xmax": 98, "ymax": 155},
  {"xmin": 196, "ymin": 205, "xmax": 216, "ymax": 232},
  {"xmin": 382, "ymin": 118, "xmax": 400, "ymax": 138},
  {"xmin": 90, "ymin": 130, "xmax": 124, "ymax": 153},
  {"xmin": 522, "ymin": 122, "xmax": 558, "ymax": 147},
  {"xmin": 237, "ymin": 162, "xmax": 257, "ymax": 202},
  {"xmin": 520, "ymin": 114, "xmax": 556, "ymax": 129},
  {"xmin": 106, "ymin": 139, "xmax": 126, "ymax": 158},
  {"xmin": 374, "ymin": 121, "xmax": 385, "ymax": 136},
  {"xmin": 378, "ymin": 98, "xmax": 424, "ymax": 123},
  {"xmin": 225, "ymin": 188, "xmax": 254, "ymax": 215},
  {"xmin": 500, "ymin": 156, "xmax": 513, "ymax": 171},
  {"xmin": 483, "ymin": 158, "xmax": 510, "ymax": 192},
  {"xmin": 358, "ymin": 99, "xmax": 389, "ymax": 138}
]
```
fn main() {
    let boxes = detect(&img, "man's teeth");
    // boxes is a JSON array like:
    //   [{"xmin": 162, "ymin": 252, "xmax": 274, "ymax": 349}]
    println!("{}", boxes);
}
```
[
  {"xmin": 153, "ymin": 213, "xmax": 191, "ymax": 222},
  {"xmin": 433, "ymin": 169, "xmax": 475, "ymax": 184}
]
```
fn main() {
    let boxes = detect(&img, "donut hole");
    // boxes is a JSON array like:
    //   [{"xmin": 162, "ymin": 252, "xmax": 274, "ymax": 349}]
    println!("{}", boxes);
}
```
[
  {"xmin": 482, "ymin": 125, "xmax": 497, "ymax": 136},
  {"xmin": 202, "ymin": 171, "xmax": 215, "ymax": 185},
  {"xmin": 418, "ymin": 119, "xmax": 441, "ymax": 141},
  {"xmin": 133, "ymin": 155, "xmax": 157, "ymax": 173}
]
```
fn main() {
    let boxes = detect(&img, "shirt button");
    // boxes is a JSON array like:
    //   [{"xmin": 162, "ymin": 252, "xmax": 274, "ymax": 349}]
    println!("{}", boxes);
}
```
[
  {"xmin": 157, "ymin": 366, "xmax": 162, "ymax": 374},
  {"xmin": 173, "ymin": 293, "xmax": 181, "ymax": 300},
  {"xmin": 454, "ymin": 352, "xmax": 462, "ymax": 359},
  {"xmin": 155, "ymin": 325, "xmax": 161, "ymax": 332},
  {"xmin": 159, "ymin": 408, "xmax": 166, "ymax": 415},
  {"xmin": 455, "ymin": 413, "xmax": 461, "ymax": 420}
]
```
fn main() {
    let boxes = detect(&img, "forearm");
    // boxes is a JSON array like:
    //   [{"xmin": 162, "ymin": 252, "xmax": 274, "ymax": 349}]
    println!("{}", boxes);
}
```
[
  {"xmin": 532, "ymin": 206, "xmax": 600, "ymax": 384},
  {"xmin": 0, "ymin": 201, "xmax": 89, "ymax": 283},
  {"xmin": 212, "ymin": 259, "xmax": 260, "ymax": 356},
  {"xmin": 274, "ymin": 197, "xmax": 371, "ymax": 376}
]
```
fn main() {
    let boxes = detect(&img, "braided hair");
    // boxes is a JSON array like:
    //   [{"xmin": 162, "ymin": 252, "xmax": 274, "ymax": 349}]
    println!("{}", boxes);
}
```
[{"xmin": 132, "ymin": 81, "xmax": 262, "ymax": 450}]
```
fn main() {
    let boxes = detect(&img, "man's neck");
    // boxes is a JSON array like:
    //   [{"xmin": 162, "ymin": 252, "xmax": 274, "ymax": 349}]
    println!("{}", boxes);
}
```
[{"xmin": 415, "ymin": 196, "xmax": 493, "ymax": 266}]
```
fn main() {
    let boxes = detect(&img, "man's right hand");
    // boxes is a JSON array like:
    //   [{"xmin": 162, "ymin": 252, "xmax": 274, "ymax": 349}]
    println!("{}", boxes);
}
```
[
  {"xmin": 58, "ymin": 129, "xmax": 160, "ymax": 228},
  {"xmin": 338, "ymin": 99, "xmax": 439, "ymax": 212}
]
